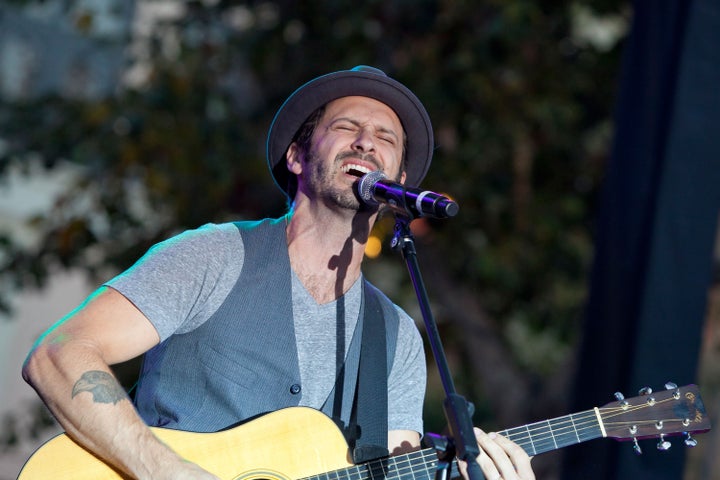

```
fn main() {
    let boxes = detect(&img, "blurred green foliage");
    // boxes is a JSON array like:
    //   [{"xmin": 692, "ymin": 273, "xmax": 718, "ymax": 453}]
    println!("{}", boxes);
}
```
[{"xmin": 0, "ymin": 1, "xmax": 628, "ymax": 475}]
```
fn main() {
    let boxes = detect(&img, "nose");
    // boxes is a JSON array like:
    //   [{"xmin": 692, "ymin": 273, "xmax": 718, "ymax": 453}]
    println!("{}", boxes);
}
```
[{"xmin": 351, "ymin": 129, "xmax": 375, "ymax": 154}]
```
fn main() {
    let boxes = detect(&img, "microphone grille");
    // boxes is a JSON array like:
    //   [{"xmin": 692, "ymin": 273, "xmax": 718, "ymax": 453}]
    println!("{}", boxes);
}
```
[{"xmin": 358, "ymin": 170, "xmax": 386, "ymax": 203}]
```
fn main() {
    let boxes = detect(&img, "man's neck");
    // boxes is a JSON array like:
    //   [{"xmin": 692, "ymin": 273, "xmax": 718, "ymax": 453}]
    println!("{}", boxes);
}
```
[{"xmin": 286, "ymin": 200, "xmax": 375, "ymax": 304}]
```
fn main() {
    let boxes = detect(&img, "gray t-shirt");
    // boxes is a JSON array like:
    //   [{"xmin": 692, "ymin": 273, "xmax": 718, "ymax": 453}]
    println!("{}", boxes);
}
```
[{"xmin": 107, "ymin": 222, "xmax": 426, "ymax": 435}]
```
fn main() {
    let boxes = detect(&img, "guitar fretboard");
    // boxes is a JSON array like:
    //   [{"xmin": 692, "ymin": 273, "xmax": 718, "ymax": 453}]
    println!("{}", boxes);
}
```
[
  {"xmin": 501, "ymin": 408, "xmax": 603, "ymax": 456},
  {"xmin": 303, "ymin": 409, "xmax": 603, "ymax": 480}
]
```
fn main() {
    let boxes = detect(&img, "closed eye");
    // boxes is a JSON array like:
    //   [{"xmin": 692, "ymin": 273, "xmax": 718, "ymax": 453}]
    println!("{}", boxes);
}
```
[
  {"xmin": 377, "ymin": 134, "xmax": 396, "ymax": 145},
  {"xmin": 332, "ymin": 120, "xmax": 358, "ymax": 132}
]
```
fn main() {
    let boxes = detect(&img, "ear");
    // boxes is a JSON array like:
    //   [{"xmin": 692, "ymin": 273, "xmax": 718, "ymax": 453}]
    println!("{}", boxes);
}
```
[
  {"xmin": 286, "ymin": 143, "xmax": 303, "ymax": 175},
  {"xmin": 400, "ymin": 170, "xmax": 407, "ymax": 184}
]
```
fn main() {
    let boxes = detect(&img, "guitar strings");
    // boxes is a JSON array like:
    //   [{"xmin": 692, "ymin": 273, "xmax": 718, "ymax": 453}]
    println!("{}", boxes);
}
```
[
  {"xmin": 500, "ymin": 410, "xmax": 600, "ymax": 455},
  {"xmin": 300, "ymin": 449, "xmax": 446, "ymax": 480},
  {"xmin": 500, "ymin": 394, "xmax": 687, "ymax": 455},
  {"xmin": 300, "ymin": 394, "xmax": 688, "ymax": 480}
]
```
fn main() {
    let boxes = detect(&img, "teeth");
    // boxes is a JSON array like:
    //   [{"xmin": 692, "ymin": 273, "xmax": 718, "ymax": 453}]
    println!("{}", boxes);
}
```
[{"xmin": 341, "ymin": 164, "xmax": 373, "ymax": 176}]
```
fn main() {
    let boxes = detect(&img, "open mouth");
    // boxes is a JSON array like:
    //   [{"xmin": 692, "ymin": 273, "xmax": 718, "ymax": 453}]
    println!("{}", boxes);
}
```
[{"xmin": 341, "ymin": 163, "xmax": 374, "ymax": 178}]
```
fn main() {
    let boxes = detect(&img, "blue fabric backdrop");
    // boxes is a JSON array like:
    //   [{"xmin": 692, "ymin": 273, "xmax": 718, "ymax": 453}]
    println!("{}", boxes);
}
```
[{"xmin": 562, "ymin": 0, "xmax": 720, "ymax": 478}]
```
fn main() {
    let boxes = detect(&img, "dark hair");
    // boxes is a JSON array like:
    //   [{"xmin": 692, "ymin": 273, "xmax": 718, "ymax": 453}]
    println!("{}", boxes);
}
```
[{"xmin": 286, "ymin": 105, "xmax": 327, "ymax": 200}]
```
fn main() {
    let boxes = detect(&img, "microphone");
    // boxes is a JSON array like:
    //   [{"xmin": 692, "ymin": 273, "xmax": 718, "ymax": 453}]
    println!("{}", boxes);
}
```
[{"xmin": 357, "ymin": 171, "xmax": 459, "ymax": 219}]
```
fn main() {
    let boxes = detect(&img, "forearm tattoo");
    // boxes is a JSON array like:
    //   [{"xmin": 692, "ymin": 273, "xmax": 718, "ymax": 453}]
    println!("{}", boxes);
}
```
[{"xmin": 71, "ymin": 370, "xmax": 128, "ymax": 405}]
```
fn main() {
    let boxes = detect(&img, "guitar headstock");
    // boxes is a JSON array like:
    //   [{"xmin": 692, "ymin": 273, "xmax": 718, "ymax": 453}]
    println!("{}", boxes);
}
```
[{"xmin": 599, "ymin": 383, "xmax": 711, "ymax": 453}]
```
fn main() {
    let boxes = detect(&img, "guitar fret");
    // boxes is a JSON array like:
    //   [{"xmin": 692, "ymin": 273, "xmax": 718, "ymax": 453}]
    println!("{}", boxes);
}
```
[
  {"xmin": 404, "ymin": 454, "xmax": 417, "ymax": 480},
  {"xmin": 390, "ymin": 451, "xmax": 423, "ymax": 480},
  {"xmin": 407, "ymin": 455, "xmax": 417, "ymax": 480},
  {"xmin": 568, "ymin": 411, "xmax": 581, "ymax": 443},
  {"xmin": 524, "ymin": 424, "xmax": 538, "ymax": 456},
  {"xmin": 311, "ymin": 471, "xmax": 330, "ymax": 480},
  {"xmin": 368, "ymin": 458, "xmax": 387, "ymax": 480},
  {"xmin": 351, "ymin": 465, "xmax": 365, "ymax": 480},
  {"xmin": 576, "ymin": 411, "xmax": 603, "ymax": 443},
  {"xmin": 549, "ymin": 416, "xmax": 576, "ymax": 450},
  {"xmin": 413, "ymin": 449, "xmax": 442, "ymax": 480},
  {"xmin": 530, "ymin": 420, "xmax": 556, "ymax": 454}
]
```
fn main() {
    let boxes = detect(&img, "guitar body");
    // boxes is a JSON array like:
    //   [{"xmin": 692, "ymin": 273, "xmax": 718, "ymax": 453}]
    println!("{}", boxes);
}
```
[{"xmin": 18, "ymin": 407, "xmax": 354, "ymax": 480}]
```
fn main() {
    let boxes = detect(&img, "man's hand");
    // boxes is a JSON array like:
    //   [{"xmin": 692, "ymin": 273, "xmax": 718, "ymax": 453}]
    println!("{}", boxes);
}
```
[{"xmin": 458, "ymin": 428, "xmax": 535, "ymax": 480}]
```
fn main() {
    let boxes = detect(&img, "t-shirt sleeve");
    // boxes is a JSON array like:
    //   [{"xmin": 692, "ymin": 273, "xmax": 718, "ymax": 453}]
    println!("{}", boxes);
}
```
[
  {"xmin": 104, "ymin": 223, "xmax": 244, "ymax": 341},
  {"xmin": 387, "ymin": 307, "xmax": 427, "ymax": 436}
]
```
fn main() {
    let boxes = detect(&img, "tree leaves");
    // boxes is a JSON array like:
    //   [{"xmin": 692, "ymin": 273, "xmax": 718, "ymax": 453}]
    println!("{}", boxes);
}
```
[{"xmin": 1, "ymin": 4, "xmax": 627, "ymax": 474}]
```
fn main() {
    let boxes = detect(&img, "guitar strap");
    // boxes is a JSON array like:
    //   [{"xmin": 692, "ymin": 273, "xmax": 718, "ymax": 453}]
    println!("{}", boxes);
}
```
[{"xmin": 350, "ymin": 280, "xmax": 390, "ymax": 463}]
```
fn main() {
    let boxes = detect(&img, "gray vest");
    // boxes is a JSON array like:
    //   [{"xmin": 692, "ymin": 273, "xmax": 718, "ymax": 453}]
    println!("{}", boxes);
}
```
[{"xmin": 134, "ymin": 217, "xmax": 398, "ymax": 438}]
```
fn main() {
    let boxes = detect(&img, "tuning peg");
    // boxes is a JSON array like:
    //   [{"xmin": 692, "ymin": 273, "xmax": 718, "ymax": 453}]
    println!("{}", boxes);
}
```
[
  {"xmin": 632, "ymin": 438, "xmax": 643, "ymax": 455},
  {"xmin": 665, "ymin": 382, "xmax": 681, "ymax": 399},
  {"xmin": 657, "ymin": 434, "xmax": 672, "ymax": 451},
  {"xmin": 614, "ymin": 391, "xmax": 629, "ymax": 408},
  {"xmin": 684, "ymin": 433, "xmax": 698, "ymax": 447},
  {"xmin": 638, "ymin": 387, "xmax": 656, "ymax": 405}
]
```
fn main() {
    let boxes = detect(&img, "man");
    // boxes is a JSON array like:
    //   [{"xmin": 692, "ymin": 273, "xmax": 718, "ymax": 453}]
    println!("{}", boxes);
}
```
[{"xmin": 23, "ymin": 66, "xmax": 534, "ymax": 480}]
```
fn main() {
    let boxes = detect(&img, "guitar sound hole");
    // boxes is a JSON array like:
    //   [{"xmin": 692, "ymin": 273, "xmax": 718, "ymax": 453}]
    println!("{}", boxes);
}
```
[{"xmin": 232, "ymin": 470, "xmax": 290, "ymax": 480}]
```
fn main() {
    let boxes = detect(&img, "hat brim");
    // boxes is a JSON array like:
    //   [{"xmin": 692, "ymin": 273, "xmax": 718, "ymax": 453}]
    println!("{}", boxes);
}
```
[{"xmin": 266, "ymin": 66, "xmax": 434, "ymax": 197}]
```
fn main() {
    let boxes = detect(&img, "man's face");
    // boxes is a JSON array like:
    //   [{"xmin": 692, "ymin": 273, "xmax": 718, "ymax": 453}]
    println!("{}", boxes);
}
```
[{"xmin": 288, "ymin": 96, "xmax": 406, "ymax": 211}]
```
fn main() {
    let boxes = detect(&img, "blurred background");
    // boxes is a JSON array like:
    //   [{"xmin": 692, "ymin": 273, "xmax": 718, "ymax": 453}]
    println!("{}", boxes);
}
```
[{"xmin": 1, "ymin": 1, "xmax": 718, "ymax": 479}]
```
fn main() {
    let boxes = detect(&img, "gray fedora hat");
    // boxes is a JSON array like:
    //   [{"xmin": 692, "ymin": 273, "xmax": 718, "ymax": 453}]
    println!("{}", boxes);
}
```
[{"xmin": 266, "ymin": 65, "xmax": 434, "ymax": 198}]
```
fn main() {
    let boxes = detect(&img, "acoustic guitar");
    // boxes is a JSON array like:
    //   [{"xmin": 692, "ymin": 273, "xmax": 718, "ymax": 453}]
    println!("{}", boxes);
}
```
[{"xmin": 18, "ymin": 383, "xmax": 711, "ymax": 479}]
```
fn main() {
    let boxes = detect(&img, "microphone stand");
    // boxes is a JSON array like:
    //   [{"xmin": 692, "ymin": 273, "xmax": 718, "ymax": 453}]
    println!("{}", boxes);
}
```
[{"xmin": 390, "ymin": 213, "xmax": 484, "ymax": 480}]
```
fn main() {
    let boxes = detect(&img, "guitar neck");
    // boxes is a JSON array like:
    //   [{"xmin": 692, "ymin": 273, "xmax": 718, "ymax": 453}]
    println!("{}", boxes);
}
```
[
  {"xmin": 499, "ymin": 408, "xmax": 603, "ymax": 456},
  {"xmin": 303, "ymin": 409, "xmax": 603, "ymax": 480}
]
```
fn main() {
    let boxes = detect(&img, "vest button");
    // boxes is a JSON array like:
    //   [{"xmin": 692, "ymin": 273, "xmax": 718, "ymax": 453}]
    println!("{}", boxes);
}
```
[{"xmin": 289, "ymin": 384, "xmax": 301, "ymax": 395}]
